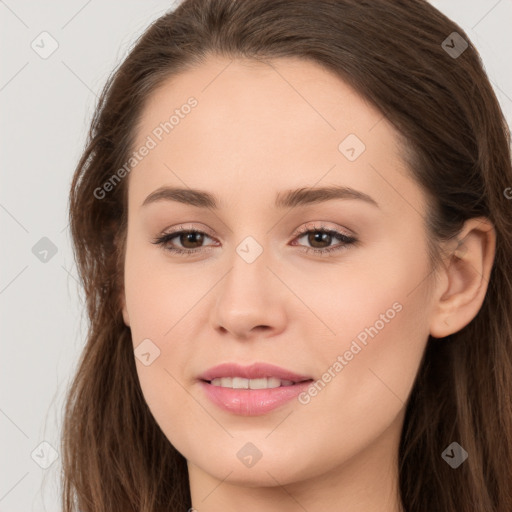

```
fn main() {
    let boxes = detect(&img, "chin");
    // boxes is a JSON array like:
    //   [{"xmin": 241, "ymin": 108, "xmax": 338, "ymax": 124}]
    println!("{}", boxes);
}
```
[{"xmin": 189, "ymin": 449, "xmax": 316, "ymax": 488}]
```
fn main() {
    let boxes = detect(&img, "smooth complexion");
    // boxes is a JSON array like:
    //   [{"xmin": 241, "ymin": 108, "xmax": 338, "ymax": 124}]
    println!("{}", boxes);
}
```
[{"xmin": 120, "ymin": 56, "xmax": 495, "ymax": 512}]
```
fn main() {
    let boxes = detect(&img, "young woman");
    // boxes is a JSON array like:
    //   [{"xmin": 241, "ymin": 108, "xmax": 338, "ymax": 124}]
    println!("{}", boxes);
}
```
[{"xmin": 62, "ymin": 1, "xmax": 512, "ymax": 511}]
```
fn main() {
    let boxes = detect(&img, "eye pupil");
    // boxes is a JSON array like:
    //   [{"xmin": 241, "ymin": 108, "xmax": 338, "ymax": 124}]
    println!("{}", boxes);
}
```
[
  {"xmin": 181, "ymin": 231, "xmax": 204, "ymax": 248},
  {"xmin": 309, "ymin": 231, "xmax": 331, "ymax": 248}
]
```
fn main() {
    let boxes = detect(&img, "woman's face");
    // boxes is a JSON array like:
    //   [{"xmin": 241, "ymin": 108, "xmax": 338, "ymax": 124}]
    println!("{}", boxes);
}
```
[{"xmin": 121, "ymin": 56, "xmax": 438, "ymax": 490}]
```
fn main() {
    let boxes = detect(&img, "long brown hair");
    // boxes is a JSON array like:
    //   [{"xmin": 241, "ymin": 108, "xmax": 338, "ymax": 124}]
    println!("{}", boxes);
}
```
[{"xmin": 63, "ymin": 1, "xmax": 512, "ymax": 510}]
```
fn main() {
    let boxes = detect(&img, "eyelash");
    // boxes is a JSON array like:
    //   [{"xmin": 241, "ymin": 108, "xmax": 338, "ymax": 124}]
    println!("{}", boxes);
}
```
[{"xmin": 151, "ymin": 223, "xmax": 358, "ymax": 257}]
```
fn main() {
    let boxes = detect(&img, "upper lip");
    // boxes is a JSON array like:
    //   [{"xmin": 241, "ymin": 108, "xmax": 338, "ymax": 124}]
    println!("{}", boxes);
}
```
[{"xmin": 198, "ymin": 362, "xmax": 313, "ymax": 383}]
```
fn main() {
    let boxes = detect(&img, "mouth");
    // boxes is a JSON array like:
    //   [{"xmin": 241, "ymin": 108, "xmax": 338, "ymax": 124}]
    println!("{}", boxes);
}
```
[
  {"xmin": 198, "ymin": 377, "xmax": 315, "ymax": 416},
  {"xmin": 197, "ymin": 362, "xmax": 314, "ymax": 415}
]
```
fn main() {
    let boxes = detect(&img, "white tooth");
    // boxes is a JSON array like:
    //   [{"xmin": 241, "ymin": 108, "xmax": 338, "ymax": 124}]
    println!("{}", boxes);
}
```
[
  {"xmin": 220, "ymin": 377, "xmax": 232, "ymax": 387},
  {"xmin": 209, "ymin": 377, "xmax": 292, "ymax": 389},
  {"xmin": 232, "ymin": 377, "xmax": 249, "ymax": 389},
  {"xmin": 248, "ymin": 378, "xmax": 268, "ymax": 389},
  {"xmin": 266, "ymin": 377, "xmax": 281, "ymax": 388}
]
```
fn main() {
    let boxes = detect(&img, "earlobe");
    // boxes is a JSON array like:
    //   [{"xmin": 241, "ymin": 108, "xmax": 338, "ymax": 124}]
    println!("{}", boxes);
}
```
[{"xmin": 429, "ymin": 217, "xmax": 496, "ymax": 339}]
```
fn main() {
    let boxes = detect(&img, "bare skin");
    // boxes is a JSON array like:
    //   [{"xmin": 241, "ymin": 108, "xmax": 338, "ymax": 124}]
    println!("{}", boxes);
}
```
[{"xmin": 120, "ymin": 56, "xmax": 496, "ymax": 512}]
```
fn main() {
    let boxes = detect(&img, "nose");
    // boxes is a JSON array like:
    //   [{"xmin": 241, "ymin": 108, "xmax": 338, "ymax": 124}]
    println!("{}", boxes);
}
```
[{"xmin": 210, "ymin": 249, "xmax": 288, "ymax": 340}]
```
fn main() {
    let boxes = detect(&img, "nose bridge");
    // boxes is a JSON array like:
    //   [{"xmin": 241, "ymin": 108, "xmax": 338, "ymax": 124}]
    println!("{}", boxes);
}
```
[
  {"xmin": 210, "ymin": 232, "xmax": 287, "ymax": 337},
  {"xmin": 221, "ymin": 234, "xmax": 271, "ymax": 307}
]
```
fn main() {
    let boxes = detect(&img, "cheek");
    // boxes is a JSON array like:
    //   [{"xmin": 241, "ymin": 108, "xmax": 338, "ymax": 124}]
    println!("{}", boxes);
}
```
[
  {"xmin": 297, "ymin": 242, "xmax": 432, "ymax": 449},
  {"xmin": 123, "ymin": 238, "xmax": 204, "ymax": 416},
  {"xmin": 123, "ymin": 233, "xmax": 200, "ymax": 340}
]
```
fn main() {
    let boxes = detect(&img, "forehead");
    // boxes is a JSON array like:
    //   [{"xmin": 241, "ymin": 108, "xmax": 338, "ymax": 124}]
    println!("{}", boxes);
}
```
[
  {"xmin": 127, "ymin": 55, "xmax": 425, "ymax": 218},
  {"xmin": 136, "ymin": 55, "xmax": 387, "ymax": 146}
]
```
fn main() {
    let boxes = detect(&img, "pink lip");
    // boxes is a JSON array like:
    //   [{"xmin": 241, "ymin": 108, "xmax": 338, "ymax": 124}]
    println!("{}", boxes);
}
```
[
  {"xmin": 199, "ymin": 380, "xmax": 313, "ymax": 416},
  {"xmin": 198, "ymin": 362, "xmax": 312, "ymax": 382},
  {"xmin": 197, "ymin": 362, "xmax": 313, "ymax": 416}
]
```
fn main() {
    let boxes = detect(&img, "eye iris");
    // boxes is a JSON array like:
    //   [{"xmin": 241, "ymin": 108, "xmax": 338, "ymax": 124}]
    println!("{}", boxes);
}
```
[
  {"xmin": 309, "ymin": 231, "xmax": 331, "ymax": 248},
  {"xmin": 181, "ymin": 231, "xmax": 204, "ymax": 249}
]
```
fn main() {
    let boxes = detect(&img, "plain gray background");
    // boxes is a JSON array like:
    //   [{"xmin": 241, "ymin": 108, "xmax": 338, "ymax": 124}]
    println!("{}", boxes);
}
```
[{"xmin": 1, "ymin": 1, "xmax": 511, "ymax": 510}]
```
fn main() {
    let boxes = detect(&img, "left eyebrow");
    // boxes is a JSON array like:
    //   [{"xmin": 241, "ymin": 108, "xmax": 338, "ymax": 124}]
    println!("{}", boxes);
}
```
[
  {"xmin": 275, "ymin": 185, "xmax": 379, "ymax": 209},
  {"xmin": 141, "ymin": 185, "xmax": 379, "ymax": 210}
]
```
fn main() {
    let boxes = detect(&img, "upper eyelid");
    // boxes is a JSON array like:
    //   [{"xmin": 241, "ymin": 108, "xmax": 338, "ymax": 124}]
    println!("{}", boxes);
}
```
[
  {"xmin": 160, "ymin": 224, "xmax": 215, "ymax": 239},
  {"xmin": 160, "ymin": 222, "xmax": 354, "ymax": 238},
  {"xmin": 296, "ymin": 222, "xmax": 353, "ymax": 237}
]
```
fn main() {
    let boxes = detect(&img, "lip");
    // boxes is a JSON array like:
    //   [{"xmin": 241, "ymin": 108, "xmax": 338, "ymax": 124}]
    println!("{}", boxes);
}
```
[
  {"xmin": 197, "ymin": 362, "xmax": 314, "ymax": 416},
  {"xmin": 198, "ymin": 362, "xmax": 313, "ymax": 383},
  {"xmin": 199, "ymin": 380, "xmax": 313, "ymax": 416}
]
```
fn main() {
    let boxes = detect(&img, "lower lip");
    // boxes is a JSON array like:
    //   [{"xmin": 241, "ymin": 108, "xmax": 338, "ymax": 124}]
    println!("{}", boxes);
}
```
[{"xmin": 199, "ymin": 380, "xmax": 313, "ymax": 416}]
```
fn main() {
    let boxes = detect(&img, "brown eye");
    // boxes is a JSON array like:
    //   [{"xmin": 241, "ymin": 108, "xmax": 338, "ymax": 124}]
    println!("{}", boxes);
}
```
[
  {"xmin": 152, "ymin": 229, "xmax": 216, "ymax": 255},
  {"xmin": 152, "ymin": 225, "xmax": 357, "ymax": 258},
  {"xmin": 291, "ymin": 224, "xmax": 358, "ymax": 256},
  {"xmin": 178, "ymin": 231, "xmax": 206, "ymax": 249},
  {"xmin": 306, "ymin": 231, "xmax": 334, "ymax": 249}
]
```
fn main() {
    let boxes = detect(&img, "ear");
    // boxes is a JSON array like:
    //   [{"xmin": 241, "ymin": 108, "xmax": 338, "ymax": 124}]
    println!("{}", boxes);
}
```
[{"xmin": 429, "ymin": 217, "xmax": 496, "ymax": 338}]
